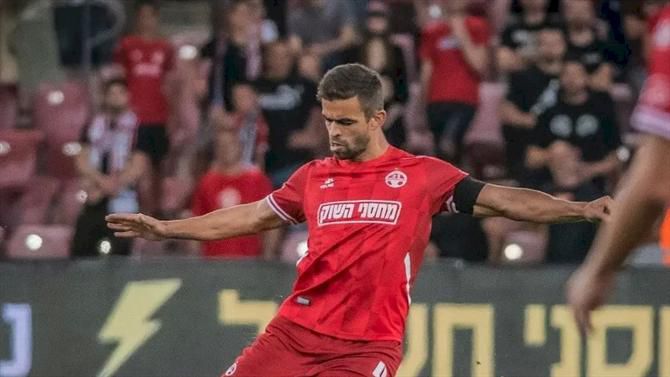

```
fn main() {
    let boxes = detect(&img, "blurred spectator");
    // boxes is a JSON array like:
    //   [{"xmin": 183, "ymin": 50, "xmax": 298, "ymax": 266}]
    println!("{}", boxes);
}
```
[
  {"xmin": 255, "ymin": 40, "xmax": 321, "ymax": 187},
  {"xmin": 227, "ymin": 82, "xmax": 270, "ymax": 168},
  {"xmin": 562, "ymin": 0, "xmax": 616, "ymax": 91},
  {"xmin": 342, "ymin": 3, "xmax": 409, "ymax": 147},
  {"xmin": 71, "ymin": 79, "xmax": 148, "ymax": 257},
  {"xmin": 201, "ymin": 0, "xmax": 261, "ymax": 112},
  {"xmin": 288, "ymin": 0, "xmax": 357, "ymax": 70},
  {"xmin": 191, "ymin": 127, "xmax": 278, "ymax": 259},
  {"xmin": 419, "ymin": 0, "xmax": 490, "ymax": 163},
  {"xmin": 526, "ymin": 60, "xmax": 622, "ymax": 262},
  {"xmin": 113, "ymin": 1, "xmax": 174, "ymax": 215},
  {"xmin": 0, "ymin": 1, "xmax": 19, "ymax": 86},
  {"xmin": 501, "ymin": 26, "xmax": 565, "ymax": 184},
  {"xmin": 249, "ymin": 0, "xmax": 279, "ymax": 44},
  {"xmin": 498, "ymin": 0, "xmax": 562, "ymax": 74}
]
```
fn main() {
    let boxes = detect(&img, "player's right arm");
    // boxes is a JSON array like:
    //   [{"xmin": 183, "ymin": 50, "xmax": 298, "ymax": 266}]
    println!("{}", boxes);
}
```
[{"xmin": 106, "ymin": 199, "xmax": 285, "ymax": 241}]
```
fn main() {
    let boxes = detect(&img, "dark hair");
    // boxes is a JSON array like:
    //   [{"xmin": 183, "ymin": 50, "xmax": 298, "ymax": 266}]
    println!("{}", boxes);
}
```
[
  {"xmin": 103, "ymin": 78, "xmax": 127, "ymax": 93},
  {"xmin": 317, "ymin": 64, "xmax": 384, "ymax": 119}
]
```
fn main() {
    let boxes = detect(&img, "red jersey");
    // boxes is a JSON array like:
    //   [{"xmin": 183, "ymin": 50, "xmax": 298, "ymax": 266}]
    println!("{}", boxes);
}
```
[
  {"xmin": 632, "ymin": 5, "xmax": 670, "ymax": 141},
  {"xmin": 420, "ymin": 17, "xmax": 490, "ymax": 105},
  {"xmin": 192, "ymin": 166, "xmax": 272, "ymax": 258},
  {"xmin": 266, "ymin": 147, "xmax": 467, "ymax": 341},
  {"xmin": 114, "ymin": 36, "xmax": 174, "ymax": 124}
]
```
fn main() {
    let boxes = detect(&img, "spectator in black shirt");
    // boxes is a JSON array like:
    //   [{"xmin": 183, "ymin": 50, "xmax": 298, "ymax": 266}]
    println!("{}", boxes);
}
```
[
  {"xmin": 526, "ymin": 60, "xmax": 622, "ymax": 262},
  {"xmin": 254, "ymin": 40, "xmax": 321, "ymax": 187},
  {"xmin": 498, "ymin": 0, "xmax": 562, "ymax": 73},
  {"xmin": 342, "ymin": 4, "xmax": 409, "ymax": 148},
  {"xmin": 201, "ymin": 0, "xmax": 261, "ymax": 112},
  {"xmin": 563, "ymin": 0, "xmax": 615, "ymax": 91},
  {"xmin": 501, "ymin": 26, "xmax": 565, "ymax": 184}
]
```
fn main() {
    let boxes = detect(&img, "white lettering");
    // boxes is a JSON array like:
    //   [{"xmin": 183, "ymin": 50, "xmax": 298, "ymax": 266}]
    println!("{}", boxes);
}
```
[{"xmin": 0, "ymin": 304, "xmax": 32, "ymax": 377}]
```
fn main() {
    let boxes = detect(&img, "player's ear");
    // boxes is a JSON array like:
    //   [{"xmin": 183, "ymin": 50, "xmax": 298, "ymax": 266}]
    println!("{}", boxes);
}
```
[{"xmin": 368, "ymin": 109, "xmax": 386, "ymax": 131}]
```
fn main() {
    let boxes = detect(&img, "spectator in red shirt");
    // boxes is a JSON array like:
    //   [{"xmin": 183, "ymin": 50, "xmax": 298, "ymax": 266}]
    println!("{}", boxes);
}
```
[
  {"xmin": 191, "ymin": 127, "xmax": 278, "ymax": 259},
  {"xmin": 113, "ymin": 1, "xmax": 174, "ymax": 215},
  {"xmin": 419, "ymin": 0, "xmax": 490, "ymax": 163}
]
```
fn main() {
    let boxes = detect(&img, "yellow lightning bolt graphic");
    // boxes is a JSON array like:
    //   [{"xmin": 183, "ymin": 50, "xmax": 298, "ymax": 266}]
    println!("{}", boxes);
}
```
[{"xmin": 97, "ymin": 279, "xmax": 182, "ymax": 377}]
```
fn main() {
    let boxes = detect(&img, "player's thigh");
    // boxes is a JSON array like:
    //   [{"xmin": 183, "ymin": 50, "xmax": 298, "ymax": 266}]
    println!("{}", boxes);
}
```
[
  {"xmin": 221, "ymin": 330, "xmax": 307, "ymax": 377},
  {"xmin": 312, "ymin": 350, "xmax": 401, "ymax": 377}
]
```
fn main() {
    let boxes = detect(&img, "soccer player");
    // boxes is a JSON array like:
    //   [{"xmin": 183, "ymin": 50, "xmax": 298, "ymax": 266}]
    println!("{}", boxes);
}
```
[
  {"xmin": 567, "ymin": 1, "xmax": 670, "ymax": 334},
  {"xmin": 107, "ymin": 64, "xmax": 611, "ymax": 376}
]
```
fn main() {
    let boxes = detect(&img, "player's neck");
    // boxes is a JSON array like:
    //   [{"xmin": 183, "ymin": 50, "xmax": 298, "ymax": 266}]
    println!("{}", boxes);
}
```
[{"xmin": 353, "ymin": 138, "xmax": 391, "ymax": 163}]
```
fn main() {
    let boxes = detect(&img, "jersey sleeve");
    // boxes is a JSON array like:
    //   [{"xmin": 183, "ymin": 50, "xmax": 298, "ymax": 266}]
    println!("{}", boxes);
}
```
[
  {"xmin": 424, "ymin": 157, "xmax": 469, "ymax": 215},
  {"xmin": 265, "ymin": 162, "xmax": 311, "ymax": 224},
  {"xmin": 632, "ymin": 13, "xmax": 670, "ymax": 140}
]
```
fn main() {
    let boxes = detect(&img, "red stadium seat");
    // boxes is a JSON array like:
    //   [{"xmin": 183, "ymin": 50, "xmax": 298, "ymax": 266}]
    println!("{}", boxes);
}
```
[
  {"xmin": 33, "ymin": 81, "xmax": 90, "ymax": 179},
  {"xmin": 0, "ymin": 85, "xmax": 18, "ymax": 129},
  {"xmin": 501, "ymin": 230, "xmax": 547, "ymax": 265},
  {"xmin": 51, "ymin": 179, "xmax": 86, "ymax": 226},
  {"xmin": 464, "ymin": 82, "xmax": 506, "ymax": 179},
  {"xmin": 33, "ymin": 81, "xmax": 90, "ymax": 143},
  {"xmin": 0, "ymin": 129, "xmax": 44, "ymax": 189},
  {"xmin": 18, "ymin": 176, "xmax": 60, "ymax": 224},
  {"xmin": 6, "ymin": 224, "xmax": 72, "ymax": 259},
  {"xmin": 466, "ymin": 82, "xmax": 505, "ymax": 146}
]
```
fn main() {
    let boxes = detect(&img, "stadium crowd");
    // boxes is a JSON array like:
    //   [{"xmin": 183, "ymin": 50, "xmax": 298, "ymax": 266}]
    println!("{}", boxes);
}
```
[{"xmin": 0, "ymin": 0, "xmax": 668, "ymax": 265}]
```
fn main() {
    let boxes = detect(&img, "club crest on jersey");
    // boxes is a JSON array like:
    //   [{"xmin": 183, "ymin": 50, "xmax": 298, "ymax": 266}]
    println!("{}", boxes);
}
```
[
  {"xmin": 385, "ymin": 170, "xmax": 407, "ymax": 188},
  {"xmin": 318, "ymin": 200, "xmax": 402, "ymax": 226}
]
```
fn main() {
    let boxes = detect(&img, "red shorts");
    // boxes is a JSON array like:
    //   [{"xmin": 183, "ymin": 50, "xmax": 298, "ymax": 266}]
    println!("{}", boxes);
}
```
[{"xmin": 221, "ymin": 315, "xmax": 402, "ymax": 377}]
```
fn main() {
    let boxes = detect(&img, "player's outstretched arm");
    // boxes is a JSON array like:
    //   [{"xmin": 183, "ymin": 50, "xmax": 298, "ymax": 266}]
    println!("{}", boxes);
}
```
[
  {"xmin": 470, "ymin": 183, "xmax": 613, "ymax": 223},
  {"xmin": 106, "ymin": 198, "xmax": 286, "ymax": 241}
]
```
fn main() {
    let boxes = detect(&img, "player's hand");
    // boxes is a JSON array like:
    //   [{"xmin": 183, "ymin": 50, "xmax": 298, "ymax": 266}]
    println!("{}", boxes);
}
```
[
  {"xmin": 566, "ymin": 266, "xmax": 616, "ymax": 335},
  {"xmin": 106, "ymin": 213, "xmax": 168, "ymax": 241},
  {"xmin": 583, "ymin": 196, "xmax": 613, "ymax": 223}
]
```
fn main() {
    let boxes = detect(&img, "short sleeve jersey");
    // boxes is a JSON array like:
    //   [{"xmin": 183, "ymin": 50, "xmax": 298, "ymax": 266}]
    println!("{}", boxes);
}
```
[
  {"xmin": 632, "ymin": 5, "xmax": 670, "ymax": 140},
  {"xmin": 265, "ymin": 147, "xmax": 467, "ymax": 341},
  {"xmin": 114, "ymin": 36, "xmax": 174, "ymax": 124}
]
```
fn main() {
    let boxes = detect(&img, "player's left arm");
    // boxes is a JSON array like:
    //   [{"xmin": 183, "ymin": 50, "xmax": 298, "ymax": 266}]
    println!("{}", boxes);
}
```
[{"xmin": 458, "ymin": 178, "xmax": 613, "ymax": 223}]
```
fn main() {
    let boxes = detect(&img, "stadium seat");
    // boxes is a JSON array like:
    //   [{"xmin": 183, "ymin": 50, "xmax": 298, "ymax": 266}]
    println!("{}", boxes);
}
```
[
  {"xmin": 464, "ymin": 82, "xmax": 506, "ymax": 179},
  {"xmin": 501, "ymin": 230, "xmax": 547, "ymax": 265},
  {"xmin": 6, "ymin": 224, "xmax": 72, "ymax": 259},
  {"xmin": 51, "ymin": 179, "xmax": 86, "ymax": 226},
  {"xmin": 0, "ymin": 85, "xmax": 18, "ymax": 129},
  {"xmin": 466, "ymin": 82, "xmax": 505, "ymax": 146},
  {"xmin": 33, "ymin": 81, "xmax": 90, "ymax": 144},
  {"xmin": 0, "ymin": 129, "xmax": 44, "ymax": 189},
  {"xmin": 44, "ymin": 142, "xmax": 81, "ymax": 179},
  {"xmin": 18, "ymin": 176, "xmax": 60, "ymax": 224}
]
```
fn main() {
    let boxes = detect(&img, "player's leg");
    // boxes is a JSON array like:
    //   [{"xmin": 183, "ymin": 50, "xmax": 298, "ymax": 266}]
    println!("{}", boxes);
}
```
[
  {"xmin": 307, "ymin": 341, "xmax": 402, "ymax": 377},
  {"xmin": 220, "ymin": 317, "xmax": 310, "ymax": 377}
]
